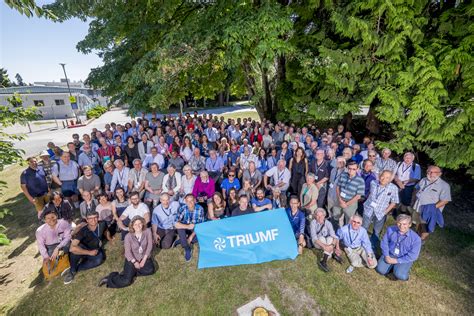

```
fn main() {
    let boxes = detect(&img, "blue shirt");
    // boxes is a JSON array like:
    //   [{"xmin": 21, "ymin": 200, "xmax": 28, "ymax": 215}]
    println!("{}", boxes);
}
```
[
  {"xmin": 227, "ymin": 151, "xmax": 240, "ymax": 166},
  {"xmin": 337, "ymin": 224, "xmax": 373, "ymax": 254},
  {"xmin": 381, "ymin": 226, "xmax": 421, "ymax": 264},
  {"xmin": 20, "ymin": 167, "xmax": 48, "ymax": 197},
  {"xmin": 360, "ymin": 171, "xmax": 377, "ymax": 198},
  {"xmin": 221, "ymin": 178, "xmax": 241, "ymax": 192},
  {"xmin": 205, "ymin": 156, "xmax": 225, "ymax": 172},
  {"xmin": 152, "ymin": 201, "xmax": 180, "ymax": 230},
  {"xmin": 176, "ymin": 203, "xmax": 205, "ymax": 225},
  {"xmin": 251, "ymin": 198, "xmax": 272, "ymax": 209},
  {"xmin": 285, "ymin": 208, "xmax": 305, "ymax": 236}
]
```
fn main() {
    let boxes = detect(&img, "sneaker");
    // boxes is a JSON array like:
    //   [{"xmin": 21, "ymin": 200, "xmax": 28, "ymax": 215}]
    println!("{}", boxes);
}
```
[
  {"xmin": 345, "ymin": 265, "xmax": 354, "ymax": 274},
  {"xmin": 318, "ymin": 261, "xmax": 330, "ymax": 273},
  {"xmin": 60, "ymin": 267, "xmax": 71, "ymax": 277},
  {"xmin": 98, "ymin": 277, "xmax": 108, "ymax": 287},
  {"xmin": 172, "ymin": 239, "xmax": 181, "ymax": 248},
  {"xmin": 185, "ymin": 248, "xmax": 193, "ymax": 262},
  {"xmin": 332, "ymin": 254, "xmax": 343, "ymax": 264},
  {"xmin": 63, "ymin": 271, "xmax": 74, "ymax": 284}
]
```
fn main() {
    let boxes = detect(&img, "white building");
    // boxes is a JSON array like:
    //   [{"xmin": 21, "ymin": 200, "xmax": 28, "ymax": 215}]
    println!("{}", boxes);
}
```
[{"xmin": 0, "ymin": 81, "xmax": 108, "ymax": 120}]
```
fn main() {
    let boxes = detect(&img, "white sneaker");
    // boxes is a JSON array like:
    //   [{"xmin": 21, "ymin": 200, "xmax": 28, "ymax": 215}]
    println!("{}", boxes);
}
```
[{"xmin": 346, "ymin": 265, "xmax": 354, "ymax": 274}]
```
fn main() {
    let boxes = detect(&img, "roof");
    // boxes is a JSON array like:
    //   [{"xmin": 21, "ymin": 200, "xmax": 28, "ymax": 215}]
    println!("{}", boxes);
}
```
[{"xmin": 0, "ymin": 85, "xmax": 101, "ymax": 95}]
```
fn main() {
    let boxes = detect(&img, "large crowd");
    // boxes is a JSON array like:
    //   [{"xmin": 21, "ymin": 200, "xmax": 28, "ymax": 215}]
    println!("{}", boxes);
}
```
[{"xmin": 20, "ymin": 111, "xmax": 451, "ymax": 287}]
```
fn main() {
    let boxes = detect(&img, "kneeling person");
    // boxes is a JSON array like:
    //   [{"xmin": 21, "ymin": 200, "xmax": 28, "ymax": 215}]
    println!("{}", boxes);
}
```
[
  {"xmin": 151, "ymin": 193, "xmax": 180, "ymax": 249},
  {"xmin": 175, "ymin": 194, "xmax": 205, "ymax": 262},
  {"xmin": 376, "ymin": 214, "xmax": 421, "ymax": 281},
  {"xmin": 336, "ymin": 214, "xmax": 377, "ymax": 273},
  {"xmin": 285, "ymin": 196, "xmax": 306, "ymax": 255}
]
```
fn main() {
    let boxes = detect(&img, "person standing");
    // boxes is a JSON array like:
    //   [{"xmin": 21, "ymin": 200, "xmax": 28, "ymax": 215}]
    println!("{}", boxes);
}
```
[
  {"xmin": 51, "ymin": 152, "xmax": 81, "ymax": 207},
  {"xmin": 20, "ymin": 157, "xmax": 50, "ymax": 217},
  {"xmin": 362, "ymin": 170, "xmax": 399, "ymax": 249},
  {"xmin": 394, "ymin": 152, "xmax": 421, "ymax": 214},
  {"xmin": 414, "ymin": 166, "xmax": 451, "ymax": 241}
]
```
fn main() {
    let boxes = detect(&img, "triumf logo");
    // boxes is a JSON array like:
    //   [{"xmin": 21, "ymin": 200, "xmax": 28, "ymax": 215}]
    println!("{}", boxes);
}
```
[{"xmin": 213, "ymin": 229, "xmax": 279, "ymax": 251}]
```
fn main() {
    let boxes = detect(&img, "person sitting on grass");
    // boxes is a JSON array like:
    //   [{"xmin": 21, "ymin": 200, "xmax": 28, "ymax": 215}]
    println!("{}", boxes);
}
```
[
  {"xmin": 41, "ymin": 191, "xmax": 74, "ymax": 224},
  {"xmin": 231, "ymin": 195, "xmax": 254, "ymax": 217},
  {"xmin": 175, "ymin": 194, "xmax": 205, "ymax": 262},
  {"xmin": 285, "ymin": 196, "xmax": 306, "ymax": 255},
  {"xmin": 63, "ymin": 211, "xmax": 107, "ymax": 284},
  {"xmin": 310, "ymin": 208, "xmax": 343, "ymax": 272},
  {"xmin": 335, "ymin": 214, "xmax": 377, "ymax": 274},
  {"xmin": 151, "ymin": 193, "xmax": 180, "ymax": 249},
  {"xmin": 98, "ymin": 216, "xmax": 155, "ymax": 288},
  {"xmin": 36, "ymin": 209, "xmax": 72, "ymax": 279},
  {"xmin": 376, "ymin": 214, "xmax": 421, "ymax": 281},
  {"xmin": 118, "ymin": 191, "xmax": 150, "ymax": 240}
]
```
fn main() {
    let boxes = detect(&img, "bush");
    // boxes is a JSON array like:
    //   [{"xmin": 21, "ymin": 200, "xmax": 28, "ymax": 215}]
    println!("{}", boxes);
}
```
[{"xmin": 86, "ymin": 105, "xmax": 107, "ymax": 119}]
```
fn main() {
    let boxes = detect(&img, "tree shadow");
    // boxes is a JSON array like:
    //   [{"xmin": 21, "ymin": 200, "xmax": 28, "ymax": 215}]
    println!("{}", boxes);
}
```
[
  {"xmin": 0, "ymin": 272, "xmax": 12, "ymax": 286},
  {"xmin": 7, "ymin": 235, "xmax": 36, "ymax": 259}
]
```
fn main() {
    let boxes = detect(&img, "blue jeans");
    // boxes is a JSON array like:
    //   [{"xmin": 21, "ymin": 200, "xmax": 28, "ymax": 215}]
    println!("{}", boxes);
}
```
[
  {"xmin": 362, "ymin": 213, "xmax": 386, "ymax": 250},
  {"xmin": 376, "ymin": 256, "xmax": 413, "ymax": 281},
  {"xmin": 69, "ymin": 250, "xmax": 104, "ymax": 274}
]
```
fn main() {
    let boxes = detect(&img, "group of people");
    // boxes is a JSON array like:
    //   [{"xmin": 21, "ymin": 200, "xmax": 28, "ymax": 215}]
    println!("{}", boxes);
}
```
[{"xmin": 21, "ymin": 112, "xmax": 451, "ymax": 287}]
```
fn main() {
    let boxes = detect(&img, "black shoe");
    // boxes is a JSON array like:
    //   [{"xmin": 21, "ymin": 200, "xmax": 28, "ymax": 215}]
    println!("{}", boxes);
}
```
[
  {"xmin": 172, "ymin": 239, "xmax": 181, "ymax": 248},
  {"xmin": 332, "ymin": 254, "xmax": 343, "ymax": 264},
  {"xmin": 318, "ymin": 260, "xmax": 330, "ymax": 273},
  {"xmin": 98, "ymin": 277, "xmax": 108, "ymax": 287},
  {"xmin": 385, "ymin": 273, "xmax": 398, "ymax": 281}
]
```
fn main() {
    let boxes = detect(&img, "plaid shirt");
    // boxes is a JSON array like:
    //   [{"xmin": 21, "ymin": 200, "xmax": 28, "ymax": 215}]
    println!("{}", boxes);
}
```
[
  {"xmin": 363, "ymin": 181, "xmax": 399, "ymax": 220},
  {"xmin": 176, "ymin": 203, "xmax": 205, "ymax": 225},
  {"xmin": 375, "ymin": 157, "xmax": 397, "ymax": 173}
]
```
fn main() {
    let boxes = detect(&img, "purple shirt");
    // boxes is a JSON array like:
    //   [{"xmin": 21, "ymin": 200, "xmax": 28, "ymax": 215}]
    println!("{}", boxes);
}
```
[
  {"xmin": 35, "ymin": 219, "xmax": 72, "ymax": 259},
  {"xmin": 192, "ymin": 177, "xmax": 216, "ymax": 199}
]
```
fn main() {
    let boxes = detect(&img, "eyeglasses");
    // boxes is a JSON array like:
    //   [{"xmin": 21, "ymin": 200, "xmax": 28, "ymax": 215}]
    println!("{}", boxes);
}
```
[{"xmin": 369, "ymin": 155, "xmax": 376, "ymax": 157}]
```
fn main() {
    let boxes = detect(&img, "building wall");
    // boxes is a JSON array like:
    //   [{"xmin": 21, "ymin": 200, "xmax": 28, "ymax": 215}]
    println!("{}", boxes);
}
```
[{"xmin": 0, "ymin": 92, "xmax": 98, "ymax": 120}]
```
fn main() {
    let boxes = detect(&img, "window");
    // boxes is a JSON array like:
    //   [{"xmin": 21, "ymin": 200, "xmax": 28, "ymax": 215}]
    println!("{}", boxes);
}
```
[
  {"xmin": 55, "ymin": 99, "xmax": 65, "ymax": 106},
  {"xmin": 33, "ymin": 100, "xmax": 44, "ymax": 107}
]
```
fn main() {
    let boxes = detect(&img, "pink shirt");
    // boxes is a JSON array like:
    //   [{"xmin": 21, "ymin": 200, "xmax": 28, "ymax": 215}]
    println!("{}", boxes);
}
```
[{"xmin": 35, "ymin": 219, "xmax": 71, "ymax": 259}]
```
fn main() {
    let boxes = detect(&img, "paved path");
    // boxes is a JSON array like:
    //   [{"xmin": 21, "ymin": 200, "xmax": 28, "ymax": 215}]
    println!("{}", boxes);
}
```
[{"xmin": 13, "ymin": 105, "xmax": 256, "ymax": 157}]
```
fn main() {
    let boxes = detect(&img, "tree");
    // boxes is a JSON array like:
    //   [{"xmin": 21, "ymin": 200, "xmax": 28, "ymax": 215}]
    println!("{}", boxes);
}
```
[
  {"xmin": 0, "ymin": 93, "xmax": 40, "ymax": 244},
  {"xmin": 0, "ymin": 68, "xmax": 11, "ymax": 88},
  {"xmin": 42, "ymin": 0, "xmax": 473, "ymax": 173},
  {"xmin": 15, "ymin": 73, "xmax": 25, "ymax": 86}
]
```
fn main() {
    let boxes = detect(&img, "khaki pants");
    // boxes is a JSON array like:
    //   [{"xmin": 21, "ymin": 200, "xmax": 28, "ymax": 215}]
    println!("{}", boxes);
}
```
[
  {"xmin": 33, "ymin": 194, "xmax": 50, "ymax": 213},
  {"xmin": 344, "ymin": 246, "xmax": 377, "ymax": 269},
  {"xmin": 313, "ymin": 236, "xmax": 334, "ymax": 255},
  {"xmin": 332, "ymin": 202, "xmax": 358, "ymax": 225}
]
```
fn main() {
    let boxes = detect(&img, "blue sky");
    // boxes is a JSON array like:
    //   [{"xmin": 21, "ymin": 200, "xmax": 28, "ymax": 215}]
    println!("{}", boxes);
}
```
[{"xmin": 0, "ymin": 1, "xmax": 103, "ymax": 84}]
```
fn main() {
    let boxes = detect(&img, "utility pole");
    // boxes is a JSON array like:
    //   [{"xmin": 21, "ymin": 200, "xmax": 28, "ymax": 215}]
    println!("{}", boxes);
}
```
[{"xmin": 59, "ymin": 63, "xmax": 79, "ymax": 122}]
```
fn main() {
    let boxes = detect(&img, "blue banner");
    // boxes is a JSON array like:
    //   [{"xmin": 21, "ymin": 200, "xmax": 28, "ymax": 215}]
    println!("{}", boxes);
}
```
[{"xmin": 194, "ymin": 208, "xmax": 298, "ymax": 269}]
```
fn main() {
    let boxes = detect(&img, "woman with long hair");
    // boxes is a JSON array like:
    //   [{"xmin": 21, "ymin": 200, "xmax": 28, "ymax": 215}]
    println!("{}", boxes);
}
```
[
  {"xmin": 207, "ymin": 192, "xmax": 227, "ymax": 220},
  {"xmin": 124, "ymin": 136, "xmax": 140, "ymax": 168},
  {"xmin": 289, "ymin": 147, "xmax": 308, "ymax": 196}
]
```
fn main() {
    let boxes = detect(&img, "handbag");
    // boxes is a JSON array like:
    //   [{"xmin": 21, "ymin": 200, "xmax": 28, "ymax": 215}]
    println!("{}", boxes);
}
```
[{"xmin": 42, "ymin": 243, "xmax": 70, "ymax": 281}]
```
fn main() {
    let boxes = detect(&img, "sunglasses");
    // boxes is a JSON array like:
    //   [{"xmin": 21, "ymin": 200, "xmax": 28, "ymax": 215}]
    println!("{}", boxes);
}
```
[{"xmin": 228, "ymin": 174, "xmax": 235, "ymax": 177}]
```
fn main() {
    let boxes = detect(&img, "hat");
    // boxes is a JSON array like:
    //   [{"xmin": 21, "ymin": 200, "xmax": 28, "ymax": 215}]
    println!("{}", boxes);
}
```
[{"xmin": 40, "ymin": 150, "xmax": 50, "ymax": 157}]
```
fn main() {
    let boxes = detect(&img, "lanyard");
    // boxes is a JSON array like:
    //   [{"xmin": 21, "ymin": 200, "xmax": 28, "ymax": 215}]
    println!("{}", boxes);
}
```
[
  {"xmin": 316, "ymin": 222, "xmax": 325, "ymax": 235},
  {"xmin": 211, "ymin": 158, "xmax": 218, "ymax": 170},
  {"xmin": 277, "ymin": 170, "xmax": 285, "ymax": 181},
  {"xmin": 272, "ymin": 157, "xmax": 277, "ymax": 166},
  {"xmin": 395, "ymin": 232, "xmax": 408, "ymax": 248},
  {"xmin": 118, "ymin": 169, "xmax": 125, "ymax": 184},
  {"xmin": 348, "ymin": 228, "xmax": 358, "ymax": 245},
  {"xmin": 374, "ymin": 184, "xmax": 387, "ymax": 200},
  {"xmin": 420, "ymin": 179, "xmax": 438, "ymax": 192},
  {"xmin": 401, "ymin": 163, "xmax": 412, "ymax": 175},
  {"xmin": 161, "ymin": 205, "xmax": 172, "ymax": 217}
]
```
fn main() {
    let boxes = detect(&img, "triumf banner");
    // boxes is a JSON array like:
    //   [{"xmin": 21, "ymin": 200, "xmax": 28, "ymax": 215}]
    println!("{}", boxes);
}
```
[{"xmin": 194, "ymin": 208, "xmax": 298, "ymax": 269}]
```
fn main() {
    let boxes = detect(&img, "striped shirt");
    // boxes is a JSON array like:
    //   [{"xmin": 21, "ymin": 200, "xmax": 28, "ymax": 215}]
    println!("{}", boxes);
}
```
[
  {"xmin": 363, "ymin": 181, "xmax": 399, "ymax": 220},
  {"xmin": 375, "ymin": 157, "xmax": 397, "ymax": 173},
  {"xmin": 336, "ymin": 172, "xmax": 365, "ymax": 201}
]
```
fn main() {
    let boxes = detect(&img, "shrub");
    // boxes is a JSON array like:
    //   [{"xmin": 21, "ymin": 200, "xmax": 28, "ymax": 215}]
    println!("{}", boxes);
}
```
[{"xmin": 86, "ymin": 105, "xmax": 107, "ymax": 119}]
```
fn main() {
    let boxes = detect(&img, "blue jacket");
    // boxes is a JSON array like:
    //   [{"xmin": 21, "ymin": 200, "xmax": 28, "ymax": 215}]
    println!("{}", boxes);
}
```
[{"xmin": 421, "ymin": 203, "xmax": 444, "ymax": 233}]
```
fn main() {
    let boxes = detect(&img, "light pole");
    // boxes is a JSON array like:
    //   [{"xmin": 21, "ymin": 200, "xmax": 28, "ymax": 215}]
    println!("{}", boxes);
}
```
[{"xmin": 59, "ymin": 63, "xmax": 79, "ymax": 122}]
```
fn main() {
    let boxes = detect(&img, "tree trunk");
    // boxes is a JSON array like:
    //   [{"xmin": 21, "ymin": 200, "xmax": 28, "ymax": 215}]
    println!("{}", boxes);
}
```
[
  {"xmin": 366, "ymin": 99, "xmax": 381, "ymax": 135},
  {"xmin": 225, "ymin": 86, "xmax": 230, "ymax": 105},
  {"xmin": 218, "ymin": 91, "xmax": 224, "ymax": 106},
  {"xmin": 342, "ymin": 111, "xmax": 353, "ymax": 131}
]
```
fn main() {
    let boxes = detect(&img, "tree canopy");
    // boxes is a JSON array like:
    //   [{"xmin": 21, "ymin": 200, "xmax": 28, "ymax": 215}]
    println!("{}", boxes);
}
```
[{"xmin": 42, "ymin": 0, "xmax": 473, "ymax": 173}]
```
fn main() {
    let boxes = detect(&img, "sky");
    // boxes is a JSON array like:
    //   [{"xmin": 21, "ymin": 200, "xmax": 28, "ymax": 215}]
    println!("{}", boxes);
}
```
[{"xmin": 0, "ymin": 1, "xmax": 103, "ymax": 84}]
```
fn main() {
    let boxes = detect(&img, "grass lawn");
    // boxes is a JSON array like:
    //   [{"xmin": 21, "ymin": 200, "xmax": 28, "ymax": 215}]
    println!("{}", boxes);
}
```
[
  {"xmin": 222, "ymin": 110, "xmax": 260, "ymax": 122},
  {"xmin": 0, "ymin": 165, "xmax": 473, "ymax": 315}
]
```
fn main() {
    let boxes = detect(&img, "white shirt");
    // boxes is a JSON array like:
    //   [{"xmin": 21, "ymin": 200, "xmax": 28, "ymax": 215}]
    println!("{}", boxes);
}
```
[
  {"xmin": 265, "ymin": 166, "xmax": 291, "ymax": 191},
  {"xmin": 181, "ymin": 174, "xmax": 196, "ymax": 195},
  {"xmin": 396, "ymin": 162, "xmax": 412, "ymax": 182},
  {"xmin": 122, "ymin": 202, "xmax": 149, "ymax": 219},
  {"xmin": 143, "ymin": 153, "xmax": 165, "ymax": 170}
]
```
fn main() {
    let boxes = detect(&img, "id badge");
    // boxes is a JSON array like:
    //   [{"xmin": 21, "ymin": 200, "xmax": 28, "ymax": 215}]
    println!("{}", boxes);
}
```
[
  {"xmin": 139, "ymin": 246, "xmax": 143, "ymax": 254},
  {"xmin": 340, "ymin": 192, "xmax": 348, "ymax": 199},
  {"xmin": 329, "ymin": 183, "xmax": 334, "ymax": 189},
  {"xmin": 394, "ymin": 247, "xmax": 400, "ymax": 255},
  {"xmin": 370, "ymin": 201, "xmax": 377, "ymax": 208}
]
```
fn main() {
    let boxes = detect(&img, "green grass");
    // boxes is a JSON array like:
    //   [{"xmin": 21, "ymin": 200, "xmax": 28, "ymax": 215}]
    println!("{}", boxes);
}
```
[
  {"xmin": 1, "ymin": 165, "xmax": 473, "ymax": 315},
  {"xmin": 222, "ymin": 110, "xmax": 260, "ymax": 122}
]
